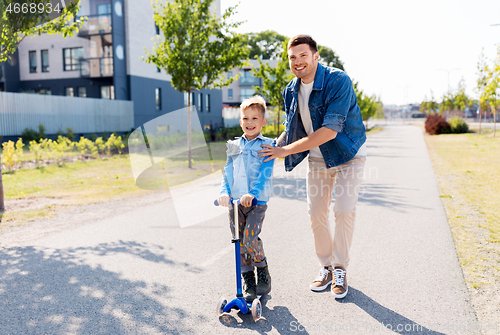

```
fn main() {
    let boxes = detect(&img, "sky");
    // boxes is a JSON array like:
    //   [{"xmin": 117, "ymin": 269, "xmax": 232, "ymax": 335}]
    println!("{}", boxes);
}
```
[{"xmin": 220, "ymin": 0, "xmax": 500, "ymax": 106}]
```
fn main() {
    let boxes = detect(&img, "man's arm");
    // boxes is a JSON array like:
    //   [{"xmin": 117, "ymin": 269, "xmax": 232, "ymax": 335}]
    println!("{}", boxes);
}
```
[{"xmin": 259, "ymin": 127, "xmax": 337, "ymax": 162}]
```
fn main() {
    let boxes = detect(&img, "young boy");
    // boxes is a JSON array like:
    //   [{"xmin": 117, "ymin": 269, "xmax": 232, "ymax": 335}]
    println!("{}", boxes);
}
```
[{"xmin": 218, "ymin": 95, "xmax": 275, "ymax": 302}]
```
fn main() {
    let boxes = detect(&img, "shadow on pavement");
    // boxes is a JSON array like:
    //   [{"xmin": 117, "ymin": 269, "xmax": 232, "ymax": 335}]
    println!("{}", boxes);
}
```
[
  {"xmin": 359, "ymin": 184, "xmax": 431, "ymax": 213},
  {"xmin": 337, "ymin": 287, "xmax": 446, "ymax": 334},
  {"xmin": 0, "ymin": 241, "xmax": 201, "ymax": 334},
  {"xmin": 218, "ymin": 295, "xmax": 309, "ymax": 334}
]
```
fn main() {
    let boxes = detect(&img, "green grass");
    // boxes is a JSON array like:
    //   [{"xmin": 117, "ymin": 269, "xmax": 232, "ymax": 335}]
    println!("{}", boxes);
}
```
[
  {"xmin": 425, "ymin": 130, "xmax": 500, "ymax": 289},
  {"xmin": 1, "ymin": 142, "xmax": 228, "ymax": 227}
]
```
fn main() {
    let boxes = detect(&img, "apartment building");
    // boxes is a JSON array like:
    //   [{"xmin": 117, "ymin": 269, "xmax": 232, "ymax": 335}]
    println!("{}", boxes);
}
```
[
  {"xmin": 0, "ymin": 0, "xmax": 223, "ymax": 131},
  {"xmin": 222, "ymin": 59, "xmax": 279, "ymax": 107}
]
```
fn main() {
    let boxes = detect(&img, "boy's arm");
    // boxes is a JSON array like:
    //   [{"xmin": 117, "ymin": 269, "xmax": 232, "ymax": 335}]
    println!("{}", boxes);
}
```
[{"xmin": 248, "ymin": 157, "xmax": 274, "ymax": 200}]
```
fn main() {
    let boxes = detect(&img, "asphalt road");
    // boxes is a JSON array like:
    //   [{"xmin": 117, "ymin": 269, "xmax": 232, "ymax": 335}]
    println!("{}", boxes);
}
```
[{"xmin": 0, "ymin": 125, "xmax": 481, "ymax": 334}]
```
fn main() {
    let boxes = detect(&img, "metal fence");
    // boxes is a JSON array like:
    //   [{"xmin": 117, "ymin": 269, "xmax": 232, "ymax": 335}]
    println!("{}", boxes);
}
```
[{"xmin": 0, "ymin": 92, "xmax": 134, "ymax": 137}]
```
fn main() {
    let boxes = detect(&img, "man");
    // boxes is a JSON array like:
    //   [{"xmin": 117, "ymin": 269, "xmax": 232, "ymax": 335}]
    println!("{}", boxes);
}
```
[{"xmin": 259, "ymin": 34, "xmax": 366, "ymax": 299}]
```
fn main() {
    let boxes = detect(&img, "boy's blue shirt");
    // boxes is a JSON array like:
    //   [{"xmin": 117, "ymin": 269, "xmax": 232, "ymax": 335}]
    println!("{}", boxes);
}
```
[{"xmin": 220, "ymin": 133, "xmax": 275, "ymax": 205}]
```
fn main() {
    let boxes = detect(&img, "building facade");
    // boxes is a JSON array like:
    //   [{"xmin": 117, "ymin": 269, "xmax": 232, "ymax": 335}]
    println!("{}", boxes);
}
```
[
  {"xmin": 0, "ymin": 0, "xmax": 223, "ymax": 133},
  {"xmin": 222, "ymin": 59, "xmax": 278, "ymax": 107}
]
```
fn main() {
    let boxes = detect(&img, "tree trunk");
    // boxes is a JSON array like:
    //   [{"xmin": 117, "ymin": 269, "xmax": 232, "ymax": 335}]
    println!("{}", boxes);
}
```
[
  {"xmin": 494, "ymin": 111, "xmax": 497, "ymax": 137},
  {"xmin": 479, "ymin": 109, "xmax": 482, "ymax": 135},
  {"xmin": 0, "ymin": 154, "xmax": 5, "ymax": 218},
  {"xmin": 276, "ymin": 108, "xmax": 280, "ymax": 138},
  {"xmin": 187, "ymin": 90, "xmax": 192, "ymax": 169}
]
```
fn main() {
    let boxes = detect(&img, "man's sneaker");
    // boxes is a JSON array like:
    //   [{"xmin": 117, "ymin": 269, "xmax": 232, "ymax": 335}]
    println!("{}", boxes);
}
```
[
  {"xmin": 242, "ymin": 271, "xmax": 257, "ymax": 302},
  {"xmin": 256, "ymin": 265, "xmax": 271, "ymax": 296},
  {"xmin": 310, "ymin": 266, "xmax": 332, "ymax": 291},
  {"xmin": 331, "ymin": 266, "xmax": 348, "ymax": 298}
]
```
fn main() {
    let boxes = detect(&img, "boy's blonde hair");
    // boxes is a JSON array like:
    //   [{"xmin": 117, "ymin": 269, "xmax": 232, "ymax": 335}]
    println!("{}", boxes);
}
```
[{"xmin": 240, "ymin": 95, "xmax": 266, "ymax": 117}]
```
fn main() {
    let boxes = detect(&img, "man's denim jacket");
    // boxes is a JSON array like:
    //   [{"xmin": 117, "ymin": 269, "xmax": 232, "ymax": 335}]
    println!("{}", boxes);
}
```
[
  {"xmin": 283, "ymin": 63, "xmax": 366, "ymax": 172},
  {"xmin": 220, "ymin": 133, "xmax": 275, "ymax": 204}
]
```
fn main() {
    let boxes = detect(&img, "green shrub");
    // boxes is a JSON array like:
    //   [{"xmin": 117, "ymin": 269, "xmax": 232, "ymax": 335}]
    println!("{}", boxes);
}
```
[
  {"xmin": 261, "ymin": 124, "xmax": 285, "ymax": 138},
  {"xmin": 21, "ymin": 127, "xmax": 39, "ymax": 143},
  {"xmin": 66, "ymin": 127, "xmax": 75, "ymax": 141},
  {"xmin": 449, "ymin": 116, "xmax": 469, "ymax": 134}
]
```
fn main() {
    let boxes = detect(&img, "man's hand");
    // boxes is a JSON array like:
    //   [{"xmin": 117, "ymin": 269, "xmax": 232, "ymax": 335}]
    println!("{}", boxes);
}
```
[
  {"xmin": 218, "ymin": 194, "xmax": 231, "ymax": 207},
  {"xmin": 258, "ymin": 145, "xmax": 287, "ymax": 162},
  {"xmin": 240, "ymin": 194, "xmax": 255, "ymax": 207}
]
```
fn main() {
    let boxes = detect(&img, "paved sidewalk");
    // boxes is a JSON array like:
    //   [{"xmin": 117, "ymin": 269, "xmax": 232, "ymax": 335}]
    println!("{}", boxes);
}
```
[{"xmin": 0, "ymin": 125, "xmax": 481, "ymax": 334}]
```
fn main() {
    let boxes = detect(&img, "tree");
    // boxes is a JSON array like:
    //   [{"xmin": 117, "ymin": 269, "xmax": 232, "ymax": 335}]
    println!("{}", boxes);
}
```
[
  {"xmin": 426, "ymin": 91, "xmax": 439, "ymax": 114},
  {"xmin": 0, "ymin": 0, "xmax": 84, "ymax": 62},
  {"xmin": 143, "ymin": 0, "xmax": 248, "ymax": 168},
  {"xmin": 317, "ymin": 45, "xmax": 344, "ymax": 70},
  {"xmin": 476, "ymin": 49, "xmax": 489, "ymax": 134},
  {"xmin": 241, "ymin": 30, "xmax": 344, "ymax": 70},
  {"xmin": 455, "ymin": 78, "xmax": 471, "ymax": 118},
  {"xmin": 440, "ymin": 92, "xmax": 455, "ymax": 119},
  {"xmin": 353, "ymin": 82, "xmax": 377, "ymax": 129},
  {"xmin": 483, "ymin": 46, "xmax": 500, "ymax": 137},
  {"xmin": 252, "ymin": 40, "xmax": 294, "ymax": 137},
  {"xmin": 241, "ymin": 30, "xmax": 287, "ymax": 60},
  {"xmin": 0, "ymin": 0, "xmax": 84, "ymax": 217},
  {"xmin": 420, "ymin": 96, "xmax": 429, "ymax": 114}
]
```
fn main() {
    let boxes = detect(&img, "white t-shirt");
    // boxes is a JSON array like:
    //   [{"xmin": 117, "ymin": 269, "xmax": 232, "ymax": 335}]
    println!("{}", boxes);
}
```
[
  {"xmin": 298, "ymin": 80, "xmax": 368, "ymax": 159},
  {"xmin": 298, "ymin": 80, "xmax": 323, "ymax": 158}
]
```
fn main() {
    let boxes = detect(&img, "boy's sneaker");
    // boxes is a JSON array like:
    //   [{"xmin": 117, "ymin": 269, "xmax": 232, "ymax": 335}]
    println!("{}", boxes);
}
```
[
  {"xmin": 331, "ymin": 266, "xmax": 348, "ymax": 298},
  {"xmin": 256, "ymin": 265, "xmax": 271, "ymax": 296},
  {"xmin": 310, "ymin": 266, "xmax": 332, "ymax": 291},
  {"xmin": 242, "ymin": 271, "xmax": 257, "ymax": 302}
]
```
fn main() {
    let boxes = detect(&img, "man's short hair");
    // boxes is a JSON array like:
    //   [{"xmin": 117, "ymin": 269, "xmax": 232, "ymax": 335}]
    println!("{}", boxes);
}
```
[
  {"xmin": 240, "ymin": 95, "xmax": 266, "ymax": 117},
  {"xmin": 288, "ymin": 34, "xmax": 318, "ymax": 53}
]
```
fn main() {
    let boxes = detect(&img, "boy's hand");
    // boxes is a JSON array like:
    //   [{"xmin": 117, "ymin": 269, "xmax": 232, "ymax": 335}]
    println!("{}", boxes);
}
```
[
  {"xmin": 240, "ymin": 194, "xmax": 255, "ymax": 207},
  {"xmin": 218, "ymin": 194, "xmax": 231, "ymax": 207}
]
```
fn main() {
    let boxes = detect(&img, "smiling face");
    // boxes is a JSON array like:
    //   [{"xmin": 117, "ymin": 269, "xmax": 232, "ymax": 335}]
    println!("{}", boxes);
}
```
[
  {"xmin": 240, "ymin": 106, "xmax": 267, "ymax": 140},
  {"xmin": 288, "ymin": 43, "xmax": 319, "ymax": 84}
]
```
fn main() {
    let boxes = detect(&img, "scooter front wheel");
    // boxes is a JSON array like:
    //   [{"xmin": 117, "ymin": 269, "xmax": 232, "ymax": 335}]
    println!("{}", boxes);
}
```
[
  {"xmin": 251, "ymin": 298, "xmax": 262, "ymax": 321},
  {"xmin": 216, "ymin": 296, "xmax": 228, "ymax": 317}
]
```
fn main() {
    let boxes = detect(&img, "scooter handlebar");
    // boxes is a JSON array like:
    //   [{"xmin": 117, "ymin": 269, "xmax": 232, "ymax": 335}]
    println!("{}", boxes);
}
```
[{"xmin": 214, "ymin": 198, "xmax": 258, "ymax": 206}]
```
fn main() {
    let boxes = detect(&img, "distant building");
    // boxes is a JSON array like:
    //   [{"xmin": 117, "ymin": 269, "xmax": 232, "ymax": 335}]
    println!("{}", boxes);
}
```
[
  {"xmin": 0, "ymin": 0, "xmax": 223, "ymax": 132},
  {"xmin": 222, "ymin": 59, "xmax": 279, "ymax": 107}
]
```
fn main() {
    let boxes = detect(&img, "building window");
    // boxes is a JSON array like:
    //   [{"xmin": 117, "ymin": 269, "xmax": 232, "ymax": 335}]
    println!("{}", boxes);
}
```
[
  {"xmin": 206, "ymin": 94, "xmax": 210, "ymax": 112},
  {"xmin": 228, "ymin": 89, "xmax": 233, "ymax": 100},
  {"xmin": 155, "ymin": 88, "xmax": 162, "ymax": 110},
  {"xmin": 29, "ymin": 51, "xmax": 37, "ymax": 73},
  {"xmin": 78, "ymin": 86, "xmax": 87, "ymax": 97},
  {"xmin": 241, "ymin": 88, "xmax": 255, "ymax": 100},
  {"xmin": 65, "ymin": 87, "xmax": 74, "ymax": 97},
  {"xmin": 101, "ymin": 85, "xmax": 115, "ymax": 99},
  {"xmin": 228, "ymin": 71, "xmax": 232, "ymax": 79},
  {"xmin": 184, "ymin": 92, "xmax": 196, "ymax": 107},
  {"xmin": 63, "ymin": 47, "xmax": 84, "ymax": 71},
  {"xmin": 198, "ymin": 93, "xmax": 203, "ymax": 112},
  {"xmin": 155, "ymin": 23, "xmax": 160, "ymax": 35},
  {"xmin": 41, "ymin": 50, "xmax": 49, "ymax": 72},
  {"xmin": 156, "ymin": 66, "xmax": 161, "ymax": 73}
]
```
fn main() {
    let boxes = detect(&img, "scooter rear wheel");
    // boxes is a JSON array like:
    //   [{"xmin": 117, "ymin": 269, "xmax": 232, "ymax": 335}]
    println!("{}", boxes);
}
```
[{"xmin": 251, "ymin": 298, "xmax": 262, "ymax": 321}]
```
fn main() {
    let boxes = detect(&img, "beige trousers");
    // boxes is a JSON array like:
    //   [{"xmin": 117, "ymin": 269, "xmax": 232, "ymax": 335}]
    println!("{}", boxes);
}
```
[{"xmin": 307, "ymin": 155, "xmax": 366, "ymax": 269}]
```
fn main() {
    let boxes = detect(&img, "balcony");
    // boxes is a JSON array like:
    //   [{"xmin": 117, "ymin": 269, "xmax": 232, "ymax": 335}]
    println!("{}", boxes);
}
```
[
  {"xmin": 77, "ymin": 14, "xmax": 112, "ymax": 37},
  {"xmin": 239, "ymin": 76, "xmax": 261, "ymax": 86},
  {"xmin": 80, "ymin": 57, "xmax": 113, "ymax": 78}
]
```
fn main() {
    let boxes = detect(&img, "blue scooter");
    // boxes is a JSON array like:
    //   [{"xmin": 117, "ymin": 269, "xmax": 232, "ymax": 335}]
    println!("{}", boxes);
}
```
[{"xmin": 214, "ymin": 198, "xmax": 262, "ymax": 321}]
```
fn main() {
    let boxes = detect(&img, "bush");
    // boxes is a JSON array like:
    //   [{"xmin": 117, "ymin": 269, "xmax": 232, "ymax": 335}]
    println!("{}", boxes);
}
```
[
  {"xmin": 66, "ymin": 127, "xmax": 75, "ymax": 141},
  {"xmin": 425, "ymin": 114, "xmax": 451, "ymax": 135},
  {"xmin": 21, "ymin": 123, "xmax": 46, "ymax": 142},
  {"xmin": 21, "ymin": 127, "xmax": 39, "ymax": 143},
  {"xmin": 1, "ymin": 141, "xmax": 17, "ymax": 171},
  {"xmin": 449, "ymin": 116, "xmax": 469, "ymax": 134}
]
